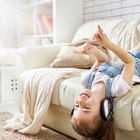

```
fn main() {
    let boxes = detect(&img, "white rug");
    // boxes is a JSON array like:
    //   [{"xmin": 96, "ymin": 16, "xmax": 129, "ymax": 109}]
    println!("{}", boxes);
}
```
[{"xmin": 0, "ymin": 112, "xmax": 74, "ymax": 140}]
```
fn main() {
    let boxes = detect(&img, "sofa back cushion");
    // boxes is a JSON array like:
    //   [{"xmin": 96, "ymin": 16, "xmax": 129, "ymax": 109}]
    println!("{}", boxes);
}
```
[
  {"xmin": 72, "ymin": 19, "xmax": 122, "ymax": 42},
  {"xmin": 108, "ymin": 18, "xmax": 140, "ymax": 61}
]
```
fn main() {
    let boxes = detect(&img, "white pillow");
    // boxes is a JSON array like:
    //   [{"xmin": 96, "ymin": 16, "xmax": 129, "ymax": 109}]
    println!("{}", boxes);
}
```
[{"xmin": 50, "ymin": 44, "xmax": 96, "ymax": 68}]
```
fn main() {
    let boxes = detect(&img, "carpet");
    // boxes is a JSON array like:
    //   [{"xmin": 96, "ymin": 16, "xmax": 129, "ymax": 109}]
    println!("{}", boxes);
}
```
[{"xmin": 0, "ymin": 112, "xmax": 74, "ymax": 140}]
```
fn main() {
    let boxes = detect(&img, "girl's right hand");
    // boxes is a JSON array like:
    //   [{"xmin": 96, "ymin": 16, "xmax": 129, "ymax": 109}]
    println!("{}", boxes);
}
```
[{"xmin": 94, "ymin": 25, "xmax": 111, "ymax": 48}]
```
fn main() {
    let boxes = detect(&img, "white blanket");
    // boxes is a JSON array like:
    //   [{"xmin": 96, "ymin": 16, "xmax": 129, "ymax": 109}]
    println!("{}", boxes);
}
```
[{"xmin": 4, "ymin": 68, "xmax": 83, "ymax": 134}]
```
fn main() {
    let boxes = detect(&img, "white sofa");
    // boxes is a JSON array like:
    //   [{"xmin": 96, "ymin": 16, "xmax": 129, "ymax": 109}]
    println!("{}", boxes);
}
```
[{"xmin": 17, "ymin": 18, "xmax": 140, "ymax": 140}]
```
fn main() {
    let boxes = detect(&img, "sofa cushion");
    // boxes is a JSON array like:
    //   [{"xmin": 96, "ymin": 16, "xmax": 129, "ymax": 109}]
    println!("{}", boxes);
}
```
[
  {"xmin": 59, "ymin": 76, "xmax": 84, "ymax": 110},
  {"xmin": 132, "ymin": 93, "xmax": 140, "ymax": 131},
  {"xmin": 114, "ymin": 84, "xmax": 140, "ymax": 131}
]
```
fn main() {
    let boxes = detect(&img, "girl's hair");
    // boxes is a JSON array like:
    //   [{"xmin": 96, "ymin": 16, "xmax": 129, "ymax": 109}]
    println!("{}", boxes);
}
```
[{"xmin": 70, "ymin": 112, "xmax": 115, "ymax": 140}]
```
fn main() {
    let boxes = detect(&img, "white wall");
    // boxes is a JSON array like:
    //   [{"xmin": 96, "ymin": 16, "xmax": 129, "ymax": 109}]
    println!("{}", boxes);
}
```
[
  {"xmin": 0, "ymin": 0, "xmax": 17, "ymax": 48},
  {"xmin": 1, "ymin": 0, "xmax": 140, "ymax": 48},
  {"xmin": 83, "ymin": 0, "xmax": 140, "ymax": 22}
]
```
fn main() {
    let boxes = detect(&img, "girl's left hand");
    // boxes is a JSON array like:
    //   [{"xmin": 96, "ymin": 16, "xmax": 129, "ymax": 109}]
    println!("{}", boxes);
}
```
[{"xmin": 74, "ymin": 43, "xmax": 94, "ymax": 54}]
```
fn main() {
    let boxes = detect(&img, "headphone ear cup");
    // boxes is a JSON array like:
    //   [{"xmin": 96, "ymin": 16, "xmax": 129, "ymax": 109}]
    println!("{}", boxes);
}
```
[{"xmin": 100, "ymin": 99, "xmax": 111, "ymax": 121}]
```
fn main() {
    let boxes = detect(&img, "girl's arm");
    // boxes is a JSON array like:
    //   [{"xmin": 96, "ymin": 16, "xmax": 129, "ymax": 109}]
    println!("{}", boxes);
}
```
[
  {"xmin": 95, "ymin": 25, "xmax": 135, "ymax": 85},
  {"xmin": 75, "ymin": 43, "xmax": 108, "ymax": 70}
]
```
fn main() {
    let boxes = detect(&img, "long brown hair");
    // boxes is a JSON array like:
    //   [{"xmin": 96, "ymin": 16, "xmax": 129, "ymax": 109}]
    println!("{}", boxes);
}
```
[{"xmin": 70, "ymin": 112, "xmax": 115, "ymax": 140}]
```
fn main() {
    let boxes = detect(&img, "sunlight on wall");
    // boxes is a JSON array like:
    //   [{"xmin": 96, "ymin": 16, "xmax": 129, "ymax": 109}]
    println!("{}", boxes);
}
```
[{"xmin": 0, "ymin": 0, "xmax": 17, "ymax": 48}]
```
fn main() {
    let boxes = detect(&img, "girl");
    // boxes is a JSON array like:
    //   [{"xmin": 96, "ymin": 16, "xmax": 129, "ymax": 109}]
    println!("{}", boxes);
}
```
[{"xmin": 70, "ymin": 25, "xmax": 140, "ymax": 140}]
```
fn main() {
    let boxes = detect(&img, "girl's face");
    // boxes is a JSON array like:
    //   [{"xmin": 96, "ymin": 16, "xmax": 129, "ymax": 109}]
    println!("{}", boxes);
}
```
[{"xmin": 72, "ymin": 89, "xmax": 101, "ymax": 123}]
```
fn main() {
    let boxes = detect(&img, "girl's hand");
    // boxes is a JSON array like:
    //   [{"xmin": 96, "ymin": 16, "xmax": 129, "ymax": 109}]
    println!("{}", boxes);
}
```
[
  {"xmin": 74, "ymin": 43, "xmax": 94, "ymax": 54},
  {"xmin": 94, "ymin": 25, "xmax": 111, "ymax": 48}
]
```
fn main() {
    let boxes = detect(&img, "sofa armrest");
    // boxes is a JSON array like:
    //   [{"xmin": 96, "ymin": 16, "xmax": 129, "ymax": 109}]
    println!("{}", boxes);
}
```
[{"xmin": 16, "ymin": 45, "xmax": 61, "ymax": 74}]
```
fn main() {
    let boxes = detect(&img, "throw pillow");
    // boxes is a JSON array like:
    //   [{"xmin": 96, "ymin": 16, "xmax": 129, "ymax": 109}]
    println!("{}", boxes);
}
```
[{"xmin": 50, "ymin": 44, "xmax": 95, "ymax": 68}]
